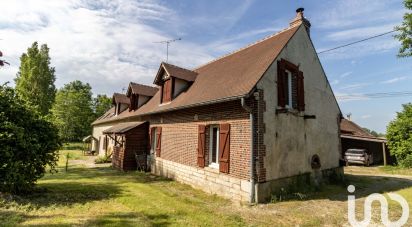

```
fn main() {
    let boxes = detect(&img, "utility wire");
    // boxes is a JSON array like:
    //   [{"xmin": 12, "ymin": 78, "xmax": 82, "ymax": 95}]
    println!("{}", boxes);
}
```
[
  {"xmin": 317, "ymin": 30, "xmax": 397, "ymax": 54},
  {"xmin": 337, "ymin": 91, "xmax": 412, "ymax": 100}
]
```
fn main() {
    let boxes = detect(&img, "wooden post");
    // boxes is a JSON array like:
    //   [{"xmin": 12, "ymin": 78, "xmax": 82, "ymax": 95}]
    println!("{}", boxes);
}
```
[{"xmin": 382, "ymin": 142, "xmax": 387, "ymax": 166}]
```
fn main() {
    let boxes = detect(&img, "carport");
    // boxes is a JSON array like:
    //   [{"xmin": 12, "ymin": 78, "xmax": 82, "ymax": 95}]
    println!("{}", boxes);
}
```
[{"xmin": 103, "ymin": 121, "xmax": 149, "ymax": 171}]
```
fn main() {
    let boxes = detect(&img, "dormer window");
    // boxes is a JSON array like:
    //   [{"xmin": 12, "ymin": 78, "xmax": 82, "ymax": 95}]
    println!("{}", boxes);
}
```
[
  {"xmin": 126, "ymin": 82, "xmax": 158, "ymax": 111},
  {"xmin": 112, "ymin": 93, "xmax": 130, "ymax": 115},
  {"xmin": 154, "ymin": 62, "xmax": 198, "ymax": 104}
]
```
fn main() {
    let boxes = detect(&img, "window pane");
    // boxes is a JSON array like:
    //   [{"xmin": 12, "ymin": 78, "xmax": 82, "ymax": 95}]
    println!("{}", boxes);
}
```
[{"xmin": 211, "ymin": 128, "xmax": 218, "ymax": 163}]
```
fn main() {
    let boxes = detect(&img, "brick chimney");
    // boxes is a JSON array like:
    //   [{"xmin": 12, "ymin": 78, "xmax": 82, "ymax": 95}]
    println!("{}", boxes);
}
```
[{"xmin": 289, "ymin": 8, "xmax": 311, "ymax": 36}]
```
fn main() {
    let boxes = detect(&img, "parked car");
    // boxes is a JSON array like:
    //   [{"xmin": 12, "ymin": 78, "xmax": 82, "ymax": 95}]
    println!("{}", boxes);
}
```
[{"xmin": 344, "ymin": 149, "xmax": 373, "ymax": 166}]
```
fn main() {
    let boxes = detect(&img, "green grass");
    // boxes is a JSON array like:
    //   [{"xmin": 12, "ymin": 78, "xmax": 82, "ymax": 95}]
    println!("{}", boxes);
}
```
[
  {"xmin": 1, "ymin": 154, "xmax": 412, "ymax": 226},
  {"xmin": 379, "ymin": 165, "xmax": 412, "ymax": 176}
]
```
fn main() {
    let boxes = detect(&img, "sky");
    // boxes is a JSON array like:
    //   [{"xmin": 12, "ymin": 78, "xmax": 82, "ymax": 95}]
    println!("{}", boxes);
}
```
[{"xmin": 0, "ymin": 0, "xmax": 411, "ymax": 133}]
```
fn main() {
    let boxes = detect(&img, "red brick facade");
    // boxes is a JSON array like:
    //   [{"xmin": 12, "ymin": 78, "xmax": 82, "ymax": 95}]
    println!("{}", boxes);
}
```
[{"xmin": 144, "ymin": 100, "xmax": 252, "ymax": 180}]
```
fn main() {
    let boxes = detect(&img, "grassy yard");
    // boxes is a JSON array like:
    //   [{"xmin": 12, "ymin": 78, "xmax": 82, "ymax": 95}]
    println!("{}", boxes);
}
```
[{"xmin": 1, "ymin": 150, "xmax": 412, "ymax": 226}]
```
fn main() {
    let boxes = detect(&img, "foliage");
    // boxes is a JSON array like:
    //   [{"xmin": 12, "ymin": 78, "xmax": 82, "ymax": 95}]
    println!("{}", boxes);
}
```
[
  {"xmin": 387, "ymin": 103, "xmax": 412, "ymax": 167},
  {"xmin": 362, "ymin": 127, "xmax": 385, "ymax": 137},
  {"xmin": 15, "ymin": 42, "xmax": 56, "ymax": 115},
  {"xmin": 95, "ymin": 155, "xmax": 111, "ymax": 164},
  {"xmin": 94, "ymin": 94, "xmax": 112, "ymax": 118},
  {"xmin": 51, "ymin": 80, "xmax": 95, "ymax": 142},
  {"xmin": 0, "ymin": 84, "xmax": 60, "ymax": 193},
  {"xmin": 394, "ymin": 0, "xmax": 412, "ymax": 57},
  {"xmin": 0, "ymin": 50, "xmax": 10, "ymax": 67}
]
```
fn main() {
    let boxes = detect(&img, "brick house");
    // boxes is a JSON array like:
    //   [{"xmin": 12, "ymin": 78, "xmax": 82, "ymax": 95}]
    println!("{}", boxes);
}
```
[{"xmin": 92, "ymin": 9, "xmax": 343, "ymax": 202}]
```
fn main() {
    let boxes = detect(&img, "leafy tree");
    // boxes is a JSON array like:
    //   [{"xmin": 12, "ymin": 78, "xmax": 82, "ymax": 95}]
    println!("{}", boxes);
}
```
[
  {"xmin": 0, "ymin": 84, "xmax": 60, "ymax": 193},
  {"xmin": 387, "ymin": 103, "xmax": 412, "ymax": 167},
  {"xmin": 395, "ymin": 0, "xmax": 412, "ymax": 57},
  {"xmin": 94, "ymin": 94, "xmax": 112, "ymax": 118},
  {"xmin": 15, "ymin": 42, "xmax": 56, "ymax": 115},
  {"xmin": 362, "ymin": 127, "xmax": 385, "ymax": 137},
  {"xmin": 51, "ymin": 80, "xmax": 95, "ymax": 142},
  {"xmin": 0, "ymin": 50, "xmax": 9, "ymax": 67}
]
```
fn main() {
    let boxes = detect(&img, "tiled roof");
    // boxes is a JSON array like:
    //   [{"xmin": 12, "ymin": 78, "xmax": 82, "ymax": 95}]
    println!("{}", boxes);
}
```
[
  {"xmin": 103, "ymin": 122, "xmax": 146, "ymax": 134},
  {"xmin": 128, "ymin": 82, "xmax": 158, "ymax": 97},
  {"xmin": 93, "ymin": 25, "xmax": 300, "ymax": 125},
  {"xmin": 340, "ymin": 119, "xmax": 375, "ymax": 138},
  {"xmin": 154, "ymin": 62, "xmax": 198, "ymax": 85},
  {"xmin": 112, "ymin": 93, "xmax": 130, "ymax": 105}
]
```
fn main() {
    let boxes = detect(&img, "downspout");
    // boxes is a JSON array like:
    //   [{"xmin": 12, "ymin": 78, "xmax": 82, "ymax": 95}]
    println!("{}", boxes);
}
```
[{"xmin": 241, "ymin": 97, "xmax": 255, "ymax": 203}]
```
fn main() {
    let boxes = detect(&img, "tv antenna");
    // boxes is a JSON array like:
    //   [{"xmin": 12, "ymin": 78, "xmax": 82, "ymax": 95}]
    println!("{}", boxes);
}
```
[{"xmin": 154, "ymin": 38, "xmax": 181, "ymax": 62}]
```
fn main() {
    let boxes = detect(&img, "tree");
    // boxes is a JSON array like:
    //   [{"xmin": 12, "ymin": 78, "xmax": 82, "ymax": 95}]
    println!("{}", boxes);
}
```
[
  {"xmin": 0, "ymin": 51, "xmax": 10, "ymax": 67},
  {"xmin": 395, "ymin": 0, "xmax": 412, "ymax": 57},
  {"xmin": 15, "ymin": 42, "xmax": 56, "ymax": 115},
  {"xmin": 0, "ymin": 84, "xmax": 60, "ymax": 193},
  {"xmin": 386, "ymin": 103, "xmax": 412, "ymax": 167},
  {"xmin": 94, "ymin": 94, "xmax": 112, "ymax": 118},
  {"xmin": 362, "ymin": 127, "xmax": 385, "ymax": 137},
  {"xmin": 51, "ymin": 80, "xmax": 95, "ymax": 142}
]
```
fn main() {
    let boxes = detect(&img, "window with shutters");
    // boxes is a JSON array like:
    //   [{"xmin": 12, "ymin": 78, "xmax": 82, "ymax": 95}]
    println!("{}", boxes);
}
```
[
  {"xmin": 150, "ymin": 127, "xmax": 158, "ymax": 155},
  {"xmin": 161, "ymin": 78, "xmax": 173, "ymax": 103},
  {"xmin": 277, "ymin": 59, "xmax": 305, "ymax": 112},
  {"xmin": 209, "ymin": 125, "xmax": 220, "ymax": 168}
]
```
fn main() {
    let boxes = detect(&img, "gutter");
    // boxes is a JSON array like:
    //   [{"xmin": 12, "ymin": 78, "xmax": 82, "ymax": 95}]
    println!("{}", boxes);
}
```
[{"xmin": 241, "ymin": 96, "xmax": 255, "ymax": 203}]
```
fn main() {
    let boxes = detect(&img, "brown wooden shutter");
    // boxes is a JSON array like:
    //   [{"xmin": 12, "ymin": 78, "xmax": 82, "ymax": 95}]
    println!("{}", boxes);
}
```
[
  {"xmin": 219, "ymin": 123, "xmax": 230, "ymax": 173},
  {"xmin": 103, "ymin": 135, "xmax": 108, "ymax": 150},
  {"xmin": 297, "ymin": 71, "xmax": 305, "ymax": 111},
  {"xmin": 197, "ymin": 125, "xmax": 206, "ymax": 167},
  {"xmin": 155, "ymin": 127, "xmax": 162, "ymax": 157},
  {"xmin": 277, "ymin": 60, "xmax": 286, "ymax": 108}
]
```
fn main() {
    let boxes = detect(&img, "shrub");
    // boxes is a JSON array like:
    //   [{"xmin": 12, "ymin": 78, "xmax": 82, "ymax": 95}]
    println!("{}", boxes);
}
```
[
  {"xmin": 95, "ymin": 155, "xmax": 111, "ymax": 164},
  {"xmin": 0, "ymin": 85, "xmax": 61, "ymax": 193},
  {"xmin": 387, "ymin": 103, "xmax": 412, "ymax": 167}
]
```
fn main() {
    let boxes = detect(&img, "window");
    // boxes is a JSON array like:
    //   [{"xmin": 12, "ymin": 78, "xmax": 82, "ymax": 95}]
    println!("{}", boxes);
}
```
[
  {"xmin": 285, "ymin": 69, "xmax": 293, "ymax": 108},
  {"xmin": 209, "ymin": 125, "xmax": 220, "ymax": 168},
  {"xmin": 150, "ymin": 127, "xmax": 157, "ymax": 155},
  {"xmin": 277, "ymin": 59, "xmax": 305, "ymax": 111},
  {"xmin": 161, "ymin": 79, "xmax": 172, "ymax": 103}
]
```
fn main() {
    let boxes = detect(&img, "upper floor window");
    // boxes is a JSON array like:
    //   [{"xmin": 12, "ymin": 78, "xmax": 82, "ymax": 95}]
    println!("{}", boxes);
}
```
[{"xmin": 277, "ymin": 59, "xmax": 305, "ymax": 111}]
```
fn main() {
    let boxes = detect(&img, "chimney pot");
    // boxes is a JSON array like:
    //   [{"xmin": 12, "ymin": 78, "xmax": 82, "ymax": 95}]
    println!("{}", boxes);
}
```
[{"xmin": 289, "ymin": 7, "xmax": 311, "ymax": 36}]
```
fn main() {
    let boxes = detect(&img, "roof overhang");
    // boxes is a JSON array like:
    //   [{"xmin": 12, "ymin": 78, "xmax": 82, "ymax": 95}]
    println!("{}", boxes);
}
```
[
  {"xmin": 341, "ymin": 134, "xmax": 387, "ymax": 143},
  {"xmin": 103, "ymin": 121, "xmax": 146, "ymax": 135}
]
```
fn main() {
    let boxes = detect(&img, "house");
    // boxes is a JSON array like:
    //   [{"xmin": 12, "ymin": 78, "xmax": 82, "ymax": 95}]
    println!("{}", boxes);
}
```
[
  {"xmin": 92, "ymin": 8, "xmax": 343, "ymax": 203},
  {"xmin": 340, "ymin": 118, "xmax": 392, "ymax": 165}
]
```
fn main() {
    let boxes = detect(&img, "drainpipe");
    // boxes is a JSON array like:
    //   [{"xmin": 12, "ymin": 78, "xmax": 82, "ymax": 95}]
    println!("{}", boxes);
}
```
[{"xmin": 241, "ymin": 97, "xmax": 255, "ymax": 203}]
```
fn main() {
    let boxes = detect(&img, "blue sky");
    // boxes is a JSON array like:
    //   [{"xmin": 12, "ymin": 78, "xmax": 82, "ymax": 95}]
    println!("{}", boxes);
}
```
[{"xmin": 0, "ymin": 0, "xmax": 410, "ymax": 133}]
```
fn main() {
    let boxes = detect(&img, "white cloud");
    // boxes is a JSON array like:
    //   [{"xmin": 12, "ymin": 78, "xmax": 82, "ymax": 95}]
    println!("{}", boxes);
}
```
[
  {"xmin": 340, "ymin": 71, "xmax": 352, "ymax": 78},
  {"xmin": 0, "ymin": 0, "xmax": 216, "ymax": 95},
  {"xmin": 380, "ymin": 76, "xmax": 408, "ymax": 84},
  {"xmin": 361, "ymin": 115, "xmax": 371, "ymax": 119}
]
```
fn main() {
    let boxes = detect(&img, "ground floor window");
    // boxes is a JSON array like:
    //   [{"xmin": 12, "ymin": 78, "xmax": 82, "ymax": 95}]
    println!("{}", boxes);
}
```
[
  {"xmin": 209, "ymin": 125, "xmax": 220, "ymax": 168},
  {"xmin": 151, "ymin": 127, "xmax": 157, "ymax": 155}
]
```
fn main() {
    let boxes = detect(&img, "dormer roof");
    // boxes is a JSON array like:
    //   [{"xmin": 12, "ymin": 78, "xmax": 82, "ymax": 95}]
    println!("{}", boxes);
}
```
[
  {"xmin": 112, "ymin": 93, "xmax": 130, "ymax": 105},
  {"xmin": 153, "ymin": 62, "xmax": 198, "ymax": 85},
  {"xmin": 126, "ymin": 82, "xmax": 158, "ymax": 97}
]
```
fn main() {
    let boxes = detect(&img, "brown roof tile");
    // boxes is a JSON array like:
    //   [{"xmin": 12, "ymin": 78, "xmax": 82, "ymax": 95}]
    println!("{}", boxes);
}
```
[
  {"xmin": 340, "ymin": 119, "xmax": 375, "ymax": 138},
  {"xmin": 112, "ymin": 93, "xmax": 130, "ymax": 105},
  {"xmin": 93, "ymin": 25, "xmax": 300, "ymax": 125},
  {"xmin": 128, "ymin": 82, "xmax": 158, "ymax": 97}
]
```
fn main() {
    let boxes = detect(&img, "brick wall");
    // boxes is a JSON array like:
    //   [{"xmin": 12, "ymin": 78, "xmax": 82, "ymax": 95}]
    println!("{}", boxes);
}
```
[{"xmin": 144, "ymin": 100, "xmax": 252, "ymax": 181}]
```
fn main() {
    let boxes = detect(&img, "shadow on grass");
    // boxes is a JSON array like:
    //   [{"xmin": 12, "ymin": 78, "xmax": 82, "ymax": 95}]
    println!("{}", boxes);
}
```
[
  {"xmin": 8, "ymin": 182, "xmax": 121, "ymax": 208},
  {"xmin": 309, "ymin": 174, "xmax": 412, "ymax": 202},
  {"xmin": 84, "ymin": 212, "xmax": 171, "ymax": 227}
]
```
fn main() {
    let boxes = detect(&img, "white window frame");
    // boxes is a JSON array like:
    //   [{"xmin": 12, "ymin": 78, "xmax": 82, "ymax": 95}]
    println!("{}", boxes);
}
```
[
  {"xmin": 209, "ymin": 125, "xmax": 220, "ymax": 168},
  {"xmin": 285, "ymin": 70, "xmax": 293, "ymax": 109},
  {"xmin": 151, "ymin": 128, "xmax": 157, "ymax": 155}
]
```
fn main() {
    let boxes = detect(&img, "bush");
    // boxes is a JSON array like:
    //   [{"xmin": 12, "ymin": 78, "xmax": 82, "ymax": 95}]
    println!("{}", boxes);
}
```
[
  {"xmin": 387, "ymin": 103, "xmax": 412, "ymax": 167},
  {"xmin": 0, "ymin": 85, "xmax": 61, "ymax": 193},
  {"xmin": 95, "ymin": 155, "xmax": 111, "ymax": 164}
]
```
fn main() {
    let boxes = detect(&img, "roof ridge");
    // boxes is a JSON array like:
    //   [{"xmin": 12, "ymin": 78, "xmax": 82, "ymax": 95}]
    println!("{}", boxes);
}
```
[
  {"xmin": 194, "ymin": 26, "xmax": 298, "ymax": 71},
  {"xmin": 130, "ymin": 82, "xmax": 158, "ymax": 89},
  {"xmin": 162, "ymin": 62, "xmax": 197, "ymax": 73}
]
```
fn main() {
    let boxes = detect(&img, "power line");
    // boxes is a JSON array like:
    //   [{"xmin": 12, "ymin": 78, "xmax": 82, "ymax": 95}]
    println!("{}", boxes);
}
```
[
  {"xmin": 337, "ymin": 91, "xmax": 412, "ymax": 100},
  {"xmin": 317, "ymin": 30, "xmax": 397, "ymax": 54}
]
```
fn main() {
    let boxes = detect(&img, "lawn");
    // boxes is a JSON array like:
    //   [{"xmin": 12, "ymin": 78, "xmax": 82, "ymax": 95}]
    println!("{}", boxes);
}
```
[{"xmin": 1, "ymin": 149, "xmax": 412, "ymax": 226}]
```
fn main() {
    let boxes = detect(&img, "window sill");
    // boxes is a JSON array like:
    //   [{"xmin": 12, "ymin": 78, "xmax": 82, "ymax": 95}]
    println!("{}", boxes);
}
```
[
  {"xmin": 159, "ymin": 102, "xmax": 171, "ymax": 106},
  {"xmin": 204, "ymin": 166, "xmax": 220, "ymax": 174},
  {"xmin": 276, "ymin": 108, "xmax": 302, "ymax": 115}
]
